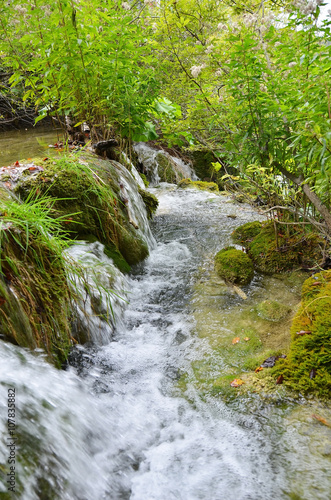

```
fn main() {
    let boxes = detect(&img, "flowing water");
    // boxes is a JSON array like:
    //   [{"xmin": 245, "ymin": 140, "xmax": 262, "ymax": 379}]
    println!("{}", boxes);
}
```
[{"xmin": 1, "ymin": 155, "xmax": 331, "ymax": 498}]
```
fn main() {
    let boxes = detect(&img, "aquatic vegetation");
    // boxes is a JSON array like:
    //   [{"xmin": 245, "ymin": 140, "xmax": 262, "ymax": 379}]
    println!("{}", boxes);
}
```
[
  {"xmin": 138, "ymin": 187, "xmax": 159, "ymax": 219},
  {"xmin": 214, "ymin": 246, "xmax": 254, "ymax": 285}
]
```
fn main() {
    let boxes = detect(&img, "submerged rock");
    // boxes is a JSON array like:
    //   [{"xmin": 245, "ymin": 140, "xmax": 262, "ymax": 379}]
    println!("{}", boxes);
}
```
[
  {"xmin": 214, "ymin": 246, "xmax": 254, "ymax": 285},
  {"xmin": 256, "ymin": 300, "xmax": 291, "ymax": 322}
]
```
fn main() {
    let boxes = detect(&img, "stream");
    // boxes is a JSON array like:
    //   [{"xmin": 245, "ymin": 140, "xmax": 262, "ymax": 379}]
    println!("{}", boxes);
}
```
[{"xmin": 0, "ymin": 133, "xmax": 331, "ymax": 500}]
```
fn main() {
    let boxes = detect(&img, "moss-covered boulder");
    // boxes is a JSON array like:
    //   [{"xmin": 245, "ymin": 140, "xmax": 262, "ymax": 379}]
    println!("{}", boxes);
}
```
[
  {"xmin": 232, "ymin": 221, "xmax": 262, "ymax": 246},
  {"xmin": 215, "ymin": 246, "xmax": 254, "ymax": 285},
  {"xmin": 13, "ymin": 154, "xmax": 149, "ymax": 268},
  {"xmin": 256, "ymin": 300, "xmax": 291, "ymax": 322},
  {"xmin": 275, "ymin": 271, "xmax": 331, "ymax": 398},
  {"xmin": 238, "ymin": 222, "xmax": 323, "ymax": 274},
  {"xmin": 178, "ymin": 178, "xmax": 219, "ymax": 192}
]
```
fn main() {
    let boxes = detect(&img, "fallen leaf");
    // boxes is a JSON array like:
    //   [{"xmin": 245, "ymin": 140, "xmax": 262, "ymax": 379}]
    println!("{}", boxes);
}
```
[
  {"xmin": 43, "ymin": 157, "xmax": 48, "ymax": 161},
  {"xmin": 14, "ymin": 160, "xmax": 19, "ymax": 166},
  {"xmin": 276, "ymin": 374, "xmax": 284, "ymax": 385},
  {"xmin": 4, "ymin": 181, "xmax": 11, "ymax": 189},
  {"xmin": 312, "ymin": 415, "xmax": 331, "ymax": 427},
  {"xmin": 230, "ymin": 378, "xmax": 244, "ymax": 387},
  {"xmin": 28, "ymin": 166, "xmax": 36, "ymax": 171},
  {"xmin": 244, "ymin": 337, "xmax": 250, "ymax": 342},
  {"xmin": 311, "ymin": 282, "xmax": 321, "ymax": 286},
  {"xmin": 232, "ymin": 337, "xmax": 240, "ymax": 344},
  {"xmin": 0, "ymin": 297, "xmax": 6, "ymax": 306},
  {"xmin": 255, "ymin": 366, "xmax": 263, "ymax": 373},
  {"xmin": 27, "ymin": 158, "xmax": 32, "ymax": 160},
  {"xmin": 296, "ymin": 330, "xmax": 312, "ymax": 336}
]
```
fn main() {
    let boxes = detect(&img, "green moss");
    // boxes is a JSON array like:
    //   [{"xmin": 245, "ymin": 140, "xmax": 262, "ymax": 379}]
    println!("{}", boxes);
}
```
[
  {"xmin": 274, "ymin": 270, "xmax": 331, "ymax": 398},
  {"xmin": 178, "ymin": 178, "xmax": 219, "ymax": 192},
  {"xmin": 246, "ymin": 222, "xmax": 323, "ymax": 274},
  {"xmin": 215, "ymin": 246, "xmax": 254, "ymax": 285},
  {"xmin": 139, "ymin": 173, "xmax": 149, "ymax": 187},
  {"xmin": 104, "ymin": 244, "xmax": 131, "ymax": 273},
  {"xmin": 232, "ymin": 221, "xmax": 262, "ymax": 246},
  {"xmin": 138, "ymin": 187, "xmax": 159, "ymax": 219},
  {"xmin": 256, "ymin": 300, "xmax": 291, "ymax": 322}
]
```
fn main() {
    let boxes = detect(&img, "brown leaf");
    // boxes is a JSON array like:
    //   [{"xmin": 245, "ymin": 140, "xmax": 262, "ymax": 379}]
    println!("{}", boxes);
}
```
[
  {"xmin": 296, "ymin": 330, "xmax": 312, "ymax": 336},
  {"xmin": 312, "ymin": 415, "xmax": 331, "ymax": 427},
  {"xmin": 14, "ymin": 160, "xmax": 19, "ymax": 166},
  {"xmin": 276, "ymin": 374, "xmax": 284, "ymax": 385},
  {"xmin": 255, "ymin": 366, "xmax": 263, "ymax": 373},
  {"xmin": 230, "ymin": 378, "xmax": 244, "ymax": 387},
  {"xmin": 28, "ymin": 166, "xmax": 36, "ymax": 171},
  {"xmin": 0, "ymin": 296, "xmax": 6, "ymax": 306},
  {"xmin": 244, "ymin": 337, "xmax": 250, "ymax": 342},
  {"xmin": 312, "ymin": 282, "xmax": 321, "ymax": 286},
  {"xmin": 232, "ymin": 337, "xmax": 240, "ymax": 344}
]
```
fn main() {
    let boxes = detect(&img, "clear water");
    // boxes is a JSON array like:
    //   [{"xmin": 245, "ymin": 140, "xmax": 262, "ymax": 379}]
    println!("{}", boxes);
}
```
[
  {"xmin": 0, "ymin": 127, "xmax": 65, "ymax": 166},
  {"xmin": 1, "ymin": 185, "xmax": 331, "ymax": 500}
]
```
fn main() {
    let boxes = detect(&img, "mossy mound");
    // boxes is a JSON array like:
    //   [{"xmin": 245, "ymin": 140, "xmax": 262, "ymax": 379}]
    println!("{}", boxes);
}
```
[
  {"xmin": 274, "ymin": 271, "xmax": 331, "ymax": 398},
  {"xmin": 14, "ymin": 154, "xmax": 149, "ymax": 268},
  {"xmin": 245, "ymin": 222, "xmax": 323, "ymax": 274},
  {"xmin": 138, "ymin": 187, "xmax": 159, "ymax": 219},
  {"xmin": 178, "ymin": 178, "xmax": 219, "ymax": 192},
  {"xmin": 215, "ymin": 246, "xmax": 254, "ymax": 285},
  {"xmin": 232, "ymin": 221, "xmax": 262, "ymax": 246},
  {"xmin": 256, "ymin": 300, "xmax": 291, "ymax": 322},
  {"xmin": 156, "ymin": 152, "xmax": 179, "ymax": 183}
]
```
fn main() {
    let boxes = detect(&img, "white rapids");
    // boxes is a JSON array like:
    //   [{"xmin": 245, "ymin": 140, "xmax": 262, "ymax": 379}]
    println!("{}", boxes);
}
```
[{"xmin": 0, "ymin": 185, "xmax": 330, "ymax": 500}]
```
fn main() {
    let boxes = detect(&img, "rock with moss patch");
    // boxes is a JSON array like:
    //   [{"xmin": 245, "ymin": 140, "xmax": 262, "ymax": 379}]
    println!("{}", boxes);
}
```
[
  {"xmin": 256, "ymin": 300, "xmax": 291, "ymax": 322},
  {"xmin": 215, "ymin": 246, "xmax": 254, "ymax": 285},
  {"xmin": 178, "ymin": 178, "xmax": 219, "ymax": 192}
]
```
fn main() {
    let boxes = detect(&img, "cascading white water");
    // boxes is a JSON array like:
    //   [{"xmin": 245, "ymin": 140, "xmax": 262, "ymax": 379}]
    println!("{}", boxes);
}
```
[
  {"xmin": 133, "ymin": 142, "xmax": 197, "ymax": 185},
  {"xmin": 1, "ymin": 185, "xmax": 331, "ymax": 500}
]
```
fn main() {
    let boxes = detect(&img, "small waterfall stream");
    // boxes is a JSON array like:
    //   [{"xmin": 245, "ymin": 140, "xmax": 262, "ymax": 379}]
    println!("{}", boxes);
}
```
[{"xmin": 1, "ymin": 183, "xmax": 331, "ymax": 499}]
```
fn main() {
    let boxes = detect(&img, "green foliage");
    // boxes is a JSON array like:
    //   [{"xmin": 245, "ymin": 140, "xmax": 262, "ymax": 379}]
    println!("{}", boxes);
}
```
[
  {"xmin": 214, "ymin": 246, "xmax": 254, "ymax": 285},
  {"xmin": 275, "ymin": 271, "xmax": 331, "ymax": 398},
  {"xmin": 0, "ymin": 0, "xmax": 160, "ymax": 140}
]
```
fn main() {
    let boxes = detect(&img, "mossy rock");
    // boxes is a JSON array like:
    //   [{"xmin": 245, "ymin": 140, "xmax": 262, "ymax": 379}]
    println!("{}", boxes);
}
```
[
  {"xmin": 256, "ymin": 300, "xmax": 291, "ymax": 322},
  {"xmin": 232, "ymin": 221, "xmax": 262, "ymax": 246},
  {"xmin": 138, "ymin": 187, "xmax": 159, "ymax": 219},
  {"xmin": 214, "ymin": 246, "xmax": 254, "ymax": 285},
  {"xmin": 139, "ymin": 173, "xmax": 149, "ymax": 188},
  {"xmin": 178, "ymin": 178, "xmax": 219, "ymax": 192},
  {"xmin": 274, "ymin": 271, "xmax": 331, "ymax": 398},
  {"xmin": 14, "ymin": 154, "xmax": 149, "ymax": 268},
  {"xmin": 247, "ymin": 222, "xmax": 323, "ymax": 274}
]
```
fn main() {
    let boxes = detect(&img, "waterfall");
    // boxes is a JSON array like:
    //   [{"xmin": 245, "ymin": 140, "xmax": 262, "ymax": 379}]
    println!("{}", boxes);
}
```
[{"xmin": 133, "ymin": 142, "xmax": 197, "ymax": 185}]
